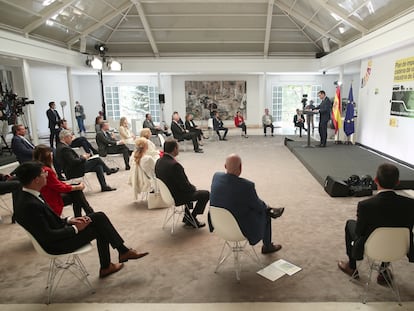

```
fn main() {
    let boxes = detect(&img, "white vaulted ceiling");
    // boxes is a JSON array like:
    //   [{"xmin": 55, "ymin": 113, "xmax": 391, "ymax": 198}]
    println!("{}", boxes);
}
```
[{"xmin": 0, "ymin": 0, "xmax": 413, "ymax": 59}]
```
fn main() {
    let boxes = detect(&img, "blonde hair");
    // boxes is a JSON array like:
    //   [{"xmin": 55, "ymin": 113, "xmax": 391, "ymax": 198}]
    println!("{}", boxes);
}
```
[
  {"xmin": 134, "ymin": 137, "xmax": 148, "ymax": 165},
  {"xmin": 119, "ymin": 116, "xmax": 128, "ymax": 127},
  {"xmin": 140, "ymin": 128, "xmax": 151, "ymax": 139}
]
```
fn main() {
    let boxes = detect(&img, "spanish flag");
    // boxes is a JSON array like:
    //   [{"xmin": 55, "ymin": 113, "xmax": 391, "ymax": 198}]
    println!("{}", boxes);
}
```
[{"xmin": 331, "ymin": 86, "xmax": 342, "ymax": 133}]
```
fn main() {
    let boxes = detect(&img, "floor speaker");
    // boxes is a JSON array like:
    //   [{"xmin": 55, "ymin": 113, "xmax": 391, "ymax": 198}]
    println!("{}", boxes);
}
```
[{"xmin": 324, "ymin": 176, "xmax": 350, "ymax": 197}]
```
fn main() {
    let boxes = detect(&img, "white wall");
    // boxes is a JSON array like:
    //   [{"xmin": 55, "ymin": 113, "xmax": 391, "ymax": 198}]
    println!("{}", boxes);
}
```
[
  {"xmin": 29, "ymin": 64, "xmax": 71, "ymax": 136},
  {"xmin": 358, "ymin": 45, "xmax": 414, "ymax": 165}
]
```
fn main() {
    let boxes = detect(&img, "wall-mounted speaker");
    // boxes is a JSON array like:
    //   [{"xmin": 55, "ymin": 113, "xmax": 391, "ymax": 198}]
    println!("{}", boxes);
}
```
[
  {"xmin": 324, "ymin": 176, "xmax": 350, "ymax": 197},
  {"xmin": 159, "ymin": 94, "xmax": 165, "ymax": 104}
]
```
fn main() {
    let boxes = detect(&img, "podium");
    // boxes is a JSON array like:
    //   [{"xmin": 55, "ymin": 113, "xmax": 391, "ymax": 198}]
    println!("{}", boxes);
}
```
[{"xmin": 303, "ymin": 110, "xmax": 318, "ymax": 147}]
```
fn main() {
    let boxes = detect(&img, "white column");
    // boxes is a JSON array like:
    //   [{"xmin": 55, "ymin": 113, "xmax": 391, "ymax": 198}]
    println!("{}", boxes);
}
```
[
  {"xmin": 66, "ymin": 67, "xmax": 76, "ymax": 131},
  {"xmin": 21, "ymin": 59, "xmax": 38, "ymax": 144}
]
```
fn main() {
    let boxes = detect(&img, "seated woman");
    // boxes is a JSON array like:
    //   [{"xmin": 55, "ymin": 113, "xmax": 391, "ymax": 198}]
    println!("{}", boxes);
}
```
[
  {"xmin": 234, "ymin": 111, "xmax": 248, "ymax": 138},
  {"xmin": 185, "ymin": 113, "xmax": 208, "ymax": 145},
  {"xmin": 129, "ymin": 138, "xmax": 156, "ymax": 200},
  {"xmin": 119, "ymin": 117, "xmax": 136, "ymax": 146},
  {"xmin": 33, "ymin": 144, "xmax": 94, "ymax": 217},
  {"xmin": 140, "ymin": 128, "xmax": 161, "ymax": 159},
  {"xmin": 95, "ymin": 115, "xmax": 103, "ymax": 133},
  {"xmin": 293, "ymin": 108, "xmax": 307, "ymax": 137}
]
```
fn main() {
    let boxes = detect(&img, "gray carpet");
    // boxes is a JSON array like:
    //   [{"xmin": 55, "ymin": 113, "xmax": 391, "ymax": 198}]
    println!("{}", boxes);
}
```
[
  {"xmin": 0, "ymin": 131, "xmax": 413, "ymax": 304},
  {"xmin": 285, "ymin": 138, "xmax": 414, "ymax": 189}
]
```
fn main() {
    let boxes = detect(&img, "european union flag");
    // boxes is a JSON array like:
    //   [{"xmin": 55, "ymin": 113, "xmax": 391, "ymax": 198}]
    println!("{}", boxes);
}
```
[{"xmin": 344, "ymin": 85, "xmax": 355, "ymax": 136}]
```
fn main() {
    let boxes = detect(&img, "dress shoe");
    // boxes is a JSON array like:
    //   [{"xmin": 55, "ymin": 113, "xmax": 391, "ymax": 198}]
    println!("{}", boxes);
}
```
[
  {"xmin": 99, "ymin": 262, "xmax": 124, "ymax": 278},
  {"xmin": 337, "ymin": 261, "xmax": 358, "ymax": 278},
  {"xmin": 183, "ymin": 217, "xmax": 206, "ymax": 228},
  {"xmin": 194, "ymin": 149, "xmax": 204, "ymax": 153},
  {"xmin": 221, "ymin": 138, "xmax": 227, "ymax": 141},
  {"xmin": 261, "ymin": 243, "xmax": 282, "ymax": 254},
  {"xmin": 119, "ymin": 248, "xmax": 149, "ymax": 263},
  {"xmin": 268, "ymin": 207, "xmax": 285, "ymax": 219},
  {"xmin": 125, "ymin": 165, "xmax": 131, "ymax": 170},
  {"xmin": 102, "ymin": 186, "xmax": 116, "ymax": 192},
  {"xmin": 377, "ymin": 269, "xmax": 393, "ymax": 286},
  {"xmin": 106, "ymin": 168, "xmax": 119, "ymax": 175}
]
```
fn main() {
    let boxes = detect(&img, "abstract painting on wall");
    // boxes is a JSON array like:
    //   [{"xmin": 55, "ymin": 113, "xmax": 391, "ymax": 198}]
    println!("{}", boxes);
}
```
[{"xmin": 185, "ymin": 80, "xmax": 247, "ymax": 120}]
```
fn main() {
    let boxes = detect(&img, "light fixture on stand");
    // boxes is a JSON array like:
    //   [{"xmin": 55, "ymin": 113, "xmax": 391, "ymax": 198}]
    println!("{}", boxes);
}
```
[{"xmin": 85, "ymin": 44, "xmax": 123, "ymax": 119}]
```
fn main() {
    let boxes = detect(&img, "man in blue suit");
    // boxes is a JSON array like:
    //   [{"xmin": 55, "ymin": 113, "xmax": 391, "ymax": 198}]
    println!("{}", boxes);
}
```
[{"xmin": 210, "ymin": 154, "xmax": 284, "ymax": 254}]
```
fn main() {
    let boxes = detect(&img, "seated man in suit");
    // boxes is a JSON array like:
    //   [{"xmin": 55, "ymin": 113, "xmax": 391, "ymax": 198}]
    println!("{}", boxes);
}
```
[
  {"xmin": 338, "ymin": 163, "xmax": 414, "ymax": 285},
  {"xmin": 262, "ymin": 108, "xmax": 274, "ymax": 137},
  {"xmin": 210, "ymin": 154, "xmax": 284, "ymax": 254},
  {"xmin": 155, "ymin": 140, "xmax": 209, "ymax": 228},
  {"xmin": 170, "ymin": 112, "xmax": 203, "ymax": 153},
  {"xmin": 143, "ymin": 113, "xmax": 170, "ymax": 136},
  {"xmin": 14, "ymin": 161, "xmax": 149, "ymax": 278},
  {"xmin": 96, "ymin": 121, "xmax": 131, "ymax": 170},
  {"xmin": 212, "ymin": 111, "xmax": 228, "ymax": 141},
  {"xmin": 56, "ymin": 129, "xmax": 117, "ymax": 192},
  {"xmin": 11, "ymin": 124, "xmax": 65, "ymax": 180},
  {"xmin": 293, "ymin": 108, "xmax": 307, "ymax": 137},
  {"xmin": 57, "ymin": 119, "xmax": 98, "ymax": 154}
]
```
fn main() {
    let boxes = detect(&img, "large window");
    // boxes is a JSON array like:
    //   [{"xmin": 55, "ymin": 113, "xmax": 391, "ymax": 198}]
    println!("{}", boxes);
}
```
[
  {"xmin": 271, "ymin": 84, "xmax": 322, "ymax": 127},
  {"xmin": 104, "ymin": 85, "xmax": 160, "ymax": 121}
]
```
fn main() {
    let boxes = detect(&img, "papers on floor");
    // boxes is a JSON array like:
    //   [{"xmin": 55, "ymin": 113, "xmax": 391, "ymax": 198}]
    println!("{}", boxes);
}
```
[{"xmin": 257, "ymin": 259, "xmax": 301, "ymax": 281}]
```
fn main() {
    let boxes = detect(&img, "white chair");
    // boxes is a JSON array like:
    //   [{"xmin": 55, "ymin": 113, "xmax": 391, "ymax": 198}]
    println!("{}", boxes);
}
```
[
  {"xmin": 158, "ymin": 134, "xmax": 165, "ymax": 149},
  {"xmin": 21, "ymin": 228, "xmax": 94, "ymax": 304},
  {"xmin": 209, "ymin": 206, "xmax": 262, "ymax": 281},
  {"xmin": 362, "ymin": 227, "xmax": 410, "ymax": 305},
  {"xmin": 157, "ymin": 178, "xmax": 197, "ymax": 234},
  {"xmin": 0, "ymin": 195, "xmax": 12, "ymax": 218},
  {"xmin": 207, "ymin": 118, "xmax": 218, "ymax": 141}
]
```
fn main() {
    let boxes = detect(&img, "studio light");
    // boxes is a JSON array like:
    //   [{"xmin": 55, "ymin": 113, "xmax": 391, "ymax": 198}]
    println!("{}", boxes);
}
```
[
  {"xmin": 90, "ymin": 56, "xmax": 103, "ymax": 70},
  {"xmin": 108, "ymin": 60, "xmax": 122, "ymax": 71}
]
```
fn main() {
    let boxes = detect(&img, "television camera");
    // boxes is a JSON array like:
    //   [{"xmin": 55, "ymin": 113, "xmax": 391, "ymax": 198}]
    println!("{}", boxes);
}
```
[{"xmin": 0, "ymin": 92, "xmax": 34, "ymax": 125}]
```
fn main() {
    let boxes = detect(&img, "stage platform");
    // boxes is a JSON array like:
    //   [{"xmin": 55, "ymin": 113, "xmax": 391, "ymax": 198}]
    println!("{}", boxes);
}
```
[{"xmin": 284, "ymin": 137, "xmax": 414, "ymax": 190}]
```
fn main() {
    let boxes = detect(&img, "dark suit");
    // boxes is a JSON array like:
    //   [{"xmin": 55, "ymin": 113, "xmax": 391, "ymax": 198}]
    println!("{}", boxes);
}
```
[
  {"xmin": 314, "ymin": 96, "xmax": 332, "ymax": 145},
  {"xmin": 46, "ymin": 108, "xmax": 61, "ymax": 148},
  {"xmin": 11, "ymin": 135, "xmax": 63, "ymax": 178},
  {"xmin": 185, "ymin": 120, "xmax": 203, "ymax": 140},
  {"xmin": 170, "ymin": 121, "xmax": 199, "ymax": 151},
  {"xmin": 15, "ymin": 190, "xmax": 125, "ymax": 268},
  {"xmin": 11, "ymin": 135, "xmax": 34, "ymax": 163},
  {"xmin": 56, "ymin": 142, "xmax": 110, "ymax": 190},
  {"xmin": 210, "ymin": 172, "xmax": 271, "ymax": 246},
  {"xmin": 96, "ymin": 130, "xmax": 130, "ymax": 168},
  {"xmin": 212, "ymin": 116, "xmax": 228, "ymax": 140},
  {"xmin": 345, "ymin": 191, "xmax": 414, "ymax": 269},
  {"xmin": 155, "ymin": 153, "xmax": 209, "ymax": 216}
]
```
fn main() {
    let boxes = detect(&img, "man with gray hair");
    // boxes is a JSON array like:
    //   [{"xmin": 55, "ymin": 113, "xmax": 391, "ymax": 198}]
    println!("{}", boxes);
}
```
[
  {"xmin": 56, "ymin": 129, "xmax": 117, "ymax": 192},
  {"xmin": 210, "ymin": 154, "xmax": 284, "ymax": 254}
]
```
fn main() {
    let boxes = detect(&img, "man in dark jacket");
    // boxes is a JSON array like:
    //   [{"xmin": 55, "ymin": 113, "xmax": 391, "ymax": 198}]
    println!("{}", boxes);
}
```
[
  {"xmin": 155, "ymin": 140, "xmax": 209, "ymax": 227},
  {"xmin": 56, "ymin": 129, "xmax": 117, "ymax": 192},
  {"xmin": 338, "ymin": 163, "xmax": 414, "ymax": 285},
  {"xmin": 210, "ymin": 154, "xmax": 284, "ymax": 254}
]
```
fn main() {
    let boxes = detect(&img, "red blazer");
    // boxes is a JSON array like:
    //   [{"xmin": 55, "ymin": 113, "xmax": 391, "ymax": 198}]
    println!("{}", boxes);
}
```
[
  {"xmin": 234, "ymin": 115, "xmax": 244, "ymax": 127},
  {"xmin": 40, "ymin": 165, "xmax": 72, "ymax": 216}
]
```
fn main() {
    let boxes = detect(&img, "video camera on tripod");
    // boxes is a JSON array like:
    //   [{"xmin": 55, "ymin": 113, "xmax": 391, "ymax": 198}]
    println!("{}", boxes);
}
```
[{"xmin": 0, "ymin": 92, "xmax": 34, "ymax": 125}]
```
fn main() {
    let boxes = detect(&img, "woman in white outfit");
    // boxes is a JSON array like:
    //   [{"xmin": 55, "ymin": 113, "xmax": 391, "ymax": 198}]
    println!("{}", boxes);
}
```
[
  {"xmin": 139, "ymin": 128, "xmax": 160, "ymax": 160},
  {"xmin": 128, "ymin": 137, "xmax": 155, "ymax": 200},
  {"xmin": 119, "ymin": 117, "xmax": 135, "ymax": 146}
]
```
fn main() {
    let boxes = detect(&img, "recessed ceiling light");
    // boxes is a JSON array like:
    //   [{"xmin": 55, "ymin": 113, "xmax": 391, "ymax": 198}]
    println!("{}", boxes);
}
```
[
  {"xmin": 367, "ymin": 1, "xmax": 375, "ymax": 14},
  {"xmin": 338, "ymin": 26, "xmax": 345, "ymax": 34}
]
